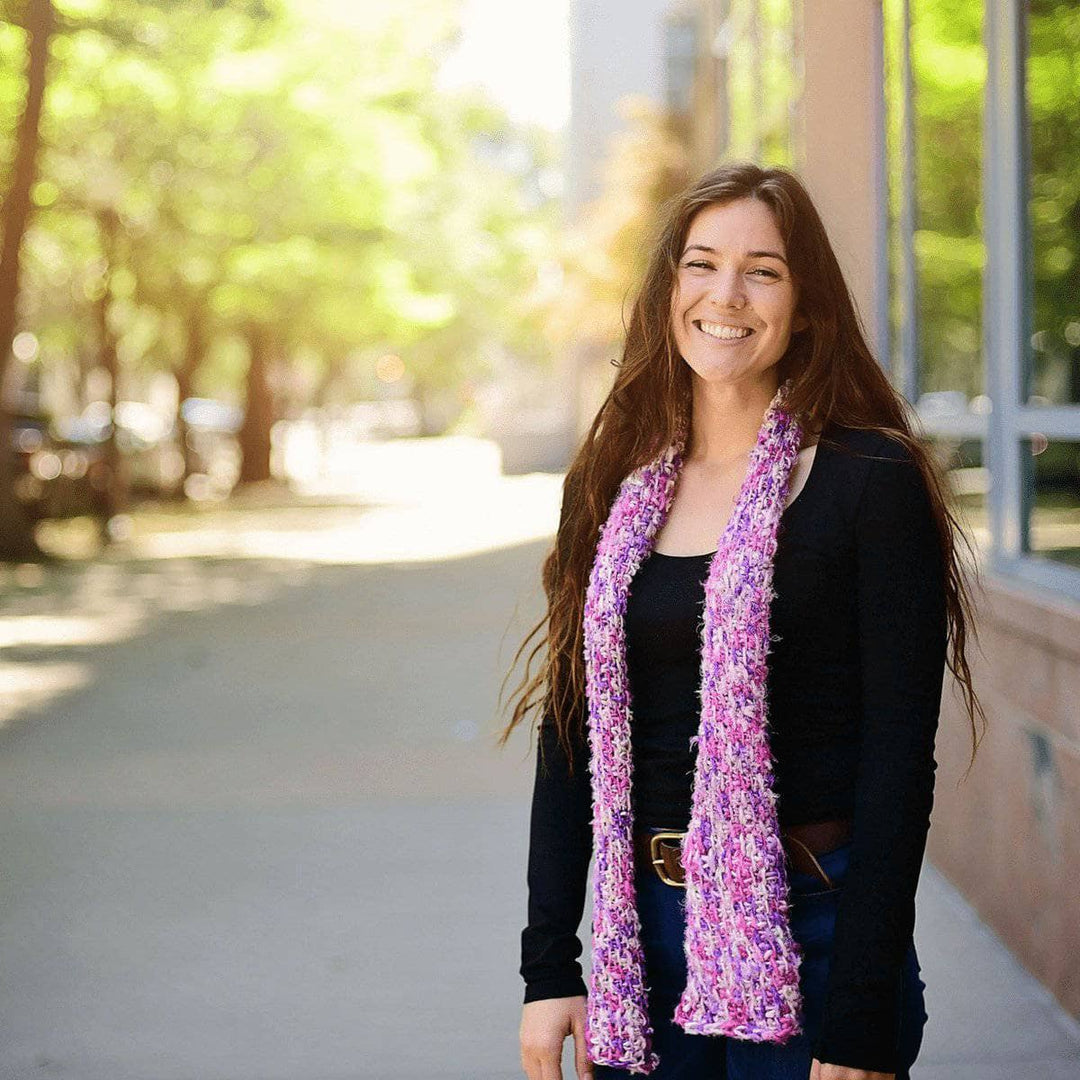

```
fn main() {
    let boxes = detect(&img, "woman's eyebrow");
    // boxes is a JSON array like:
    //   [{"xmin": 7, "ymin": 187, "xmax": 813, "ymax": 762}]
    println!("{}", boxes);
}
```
[{"xmin": 681, "ymin": 244, "xmax": 789, "ymax": 266}]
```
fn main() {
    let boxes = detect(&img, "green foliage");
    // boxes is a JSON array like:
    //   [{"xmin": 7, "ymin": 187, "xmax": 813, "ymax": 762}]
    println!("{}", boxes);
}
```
[
  {"xmin": 725, "ymin": 0, "xmax": 797, "ymax": 166},
  {"xmin": 899, "ymin": 0, "xmax": 986, "ymax": 398},
  {"xmin": 1027, "ymin": 0, "xmax": 1080, "ymax": 404},
  {"xmin": 886, "ymin": 0, "xmax": 1079, "ymax": 405},
  {"xmin": 551, "ymin": 96, "xmax": 691, "ymax": 356},
  {"xmin": 1, "ymin": 0, "xmax": 557, "ymax": 427}
]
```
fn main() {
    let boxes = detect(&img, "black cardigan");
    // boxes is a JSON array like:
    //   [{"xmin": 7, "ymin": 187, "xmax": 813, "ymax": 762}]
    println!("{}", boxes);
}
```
[{"xmin": 519, "ymin": 421, "xmax": 949, "ymax": 1075}]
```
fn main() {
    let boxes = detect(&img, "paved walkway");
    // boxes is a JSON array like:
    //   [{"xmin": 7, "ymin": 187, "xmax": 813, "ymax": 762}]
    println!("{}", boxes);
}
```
[{"xmin": 0, "ymin": 437, "xmax": 1076, "ymax": 1079}]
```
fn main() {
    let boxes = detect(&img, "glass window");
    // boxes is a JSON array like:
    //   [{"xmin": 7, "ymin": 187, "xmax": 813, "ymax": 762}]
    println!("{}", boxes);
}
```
[
  {"xmin": 936, "ymin": 435, "xmax": 990, "ymax": 552},
  {"xmin": 721, "ymin": 0, "xmax": 797, "ymax": 165},
  {"xmin": 1022, "ymin": 438, "xmax": 1080, "ymax": 567},
  {"xmin": 884, "ymin": 0, "xmax": 988, "ymax": 540},
  {"xmin": 909, "ymin": 0, "xmax": 985, "ymax": 400},
  {"xmin": 664, "ymin": 11, "xmax": 698, "ymax": 119},
  {"xmin": 1025, "ymin": 1, "xmax": 1080, "ymax": 407}
]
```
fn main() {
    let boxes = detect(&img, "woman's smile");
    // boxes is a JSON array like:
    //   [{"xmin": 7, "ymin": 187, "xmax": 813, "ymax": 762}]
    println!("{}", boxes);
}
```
[{"xmin": 695, "ymin": 319, "xmax": 756, "ymax": 342}]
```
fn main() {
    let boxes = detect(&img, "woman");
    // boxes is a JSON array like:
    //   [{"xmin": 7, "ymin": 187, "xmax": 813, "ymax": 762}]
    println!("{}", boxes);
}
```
[{"xmin": 500, "ymin": 162, "xmax": 985, "ymax": 1080}]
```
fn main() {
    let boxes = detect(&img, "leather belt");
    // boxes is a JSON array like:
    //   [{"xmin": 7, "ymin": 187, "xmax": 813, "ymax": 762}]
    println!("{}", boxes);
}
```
[{"xmin": 633, "ymin": 818, "xmax": 854, "ymax": 889}]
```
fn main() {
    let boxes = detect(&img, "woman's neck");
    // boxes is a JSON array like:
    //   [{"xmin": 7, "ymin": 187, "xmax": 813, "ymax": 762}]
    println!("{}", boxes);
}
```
[{"xmin": 685, "ymin": 373, "xmax": 781, "ymax": 466}]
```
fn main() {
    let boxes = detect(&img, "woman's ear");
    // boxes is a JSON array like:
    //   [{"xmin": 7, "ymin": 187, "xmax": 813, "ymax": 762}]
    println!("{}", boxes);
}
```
[{"xmin": 793, "ymin": 312, "xmax": 810, "ymax": 333}]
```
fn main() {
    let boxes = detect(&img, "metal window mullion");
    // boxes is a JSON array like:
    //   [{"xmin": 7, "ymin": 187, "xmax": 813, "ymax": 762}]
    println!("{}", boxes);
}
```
[
  {"xmin": 982, "ymin": 1, "xmax": 1080, "ymax": 601},
  {"xmin": 787, "ymin": 0, "xmax": 801, "ymax": 166},
  {"xmin": 983, "ymin": 0, "xmax": 1028, "ymax": 565},
  {"xmin": 749, "ymin": 0, "xmax": 763, "ymax": 160},
  {"xmin": 871, "ymin": 0, "xmax": 891, "ymax": 373},
  {"xmin": 1015, "ymin": 404, "xmax": 1080, "ymax": 440},
  {"xmin": 1004, "ymin": 555, "xmax": 1080, "ymax": 605},
  {"xmin": 898, "ymin": 0, "xmax": 920, "ymax": 406}
]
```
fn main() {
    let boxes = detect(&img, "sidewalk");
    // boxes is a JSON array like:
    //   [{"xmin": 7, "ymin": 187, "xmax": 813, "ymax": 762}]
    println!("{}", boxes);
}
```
[
  {"xmin": 0, "ymin": 437, "xmax": 1076, "ymax": 1078},
  {"xmin": 906, "ymin": 858, "xmax": 1080, "ymax": 1079}
]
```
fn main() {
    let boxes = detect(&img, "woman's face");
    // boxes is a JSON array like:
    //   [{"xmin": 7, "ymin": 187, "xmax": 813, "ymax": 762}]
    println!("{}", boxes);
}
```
[{"xmin": 670, "ymin": 197, "xmax": 808, "ymax": 388}]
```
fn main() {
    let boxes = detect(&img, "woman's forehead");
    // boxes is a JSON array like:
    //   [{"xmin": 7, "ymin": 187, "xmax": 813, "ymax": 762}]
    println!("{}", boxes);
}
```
[{"xmin": 684, "ymin": 200, "xmax": 786, "ymax": 253}]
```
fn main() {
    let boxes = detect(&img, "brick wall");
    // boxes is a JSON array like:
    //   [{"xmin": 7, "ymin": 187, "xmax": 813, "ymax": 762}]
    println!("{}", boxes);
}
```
[{"xmin": 927, "ymin": 571, "xmax": 1080, "ymax": 1020}]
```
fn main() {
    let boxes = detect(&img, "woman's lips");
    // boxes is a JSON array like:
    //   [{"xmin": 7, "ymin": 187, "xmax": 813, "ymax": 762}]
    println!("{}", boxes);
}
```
[{"xmin": 694, "ymin": 319, "xmax": 756, "ymax": 342}]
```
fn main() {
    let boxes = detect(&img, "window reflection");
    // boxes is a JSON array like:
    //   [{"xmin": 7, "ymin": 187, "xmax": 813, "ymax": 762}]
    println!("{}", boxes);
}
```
[
  {"xmin": 1023, "ymin": 438, "xmax": 1080, "ymax": 567},
  {"xmin": 1026, "ymin": 1, "xmax": 1080, "ymax": 407},
  {"xmin": 933, "ymin": 435, "xmax": 989, "ymax": 555},
  {"xmin": 886, "ymin": 0, "xmax": 985, "ymax": 399},
  {"xmin": 715, "ymin": 0, "xmax": 797, "ymax": 165}
]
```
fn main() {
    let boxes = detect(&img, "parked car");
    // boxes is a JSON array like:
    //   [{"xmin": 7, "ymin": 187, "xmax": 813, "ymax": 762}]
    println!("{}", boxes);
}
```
[
  {"xmin": 45, "ymin": 401, "xmax": 184, "ymax": 518},
  {"xmin": 179, "ymin": 397, "xmax": 243, "ymax": 500},
  {"xmin": 9, "ymin": 408, "xmax": 57, "ymax": 521}
]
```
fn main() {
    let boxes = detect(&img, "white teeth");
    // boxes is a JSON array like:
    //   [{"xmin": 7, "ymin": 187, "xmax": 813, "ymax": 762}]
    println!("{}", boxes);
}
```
[{"xmin": 698, "ymin": 320, "xmax": 753, "ymax": 340}]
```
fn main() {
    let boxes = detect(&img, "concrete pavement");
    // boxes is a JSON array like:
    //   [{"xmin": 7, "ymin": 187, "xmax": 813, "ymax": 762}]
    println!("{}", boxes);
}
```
[{"xmin": 0, "ymin": 437, "xmax": 1076, "ymax": 1078}]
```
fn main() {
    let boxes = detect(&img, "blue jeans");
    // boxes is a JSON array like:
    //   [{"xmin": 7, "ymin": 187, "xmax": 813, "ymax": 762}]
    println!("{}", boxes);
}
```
[{"xmin": 594, "ymin": 840, "xmax": 927, "ymax": 1079}]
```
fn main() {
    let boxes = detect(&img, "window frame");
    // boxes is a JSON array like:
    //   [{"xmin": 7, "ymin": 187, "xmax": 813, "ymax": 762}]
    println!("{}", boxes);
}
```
[{"xmin": 888, "ymin": 0, "xmax": 1080, "ymax": 602}]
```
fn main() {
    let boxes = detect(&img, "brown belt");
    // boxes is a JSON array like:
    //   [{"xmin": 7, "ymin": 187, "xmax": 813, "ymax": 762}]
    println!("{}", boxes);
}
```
[{"xmin": 633, "ymin": 818, "xmax": 853, "ymax": 889}]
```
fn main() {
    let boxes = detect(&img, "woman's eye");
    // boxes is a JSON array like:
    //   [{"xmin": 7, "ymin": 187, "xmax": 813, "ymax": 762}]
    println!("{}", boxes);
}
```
[{"xmin": 682, "ymin": 262, "xmax": 780, "ymax": 278}]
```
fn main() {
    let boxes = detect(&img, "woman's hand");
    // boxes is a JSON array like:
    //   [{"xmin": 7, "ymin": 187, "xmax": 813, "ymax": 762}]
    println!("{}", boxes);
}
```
[
  {"xmin": 520, "ymin": 995, "xmax": 593, "ymax": 1080},
  {"xmin": 810, "ymin": 1058, "xmax": 895, "ymax": 1080}
]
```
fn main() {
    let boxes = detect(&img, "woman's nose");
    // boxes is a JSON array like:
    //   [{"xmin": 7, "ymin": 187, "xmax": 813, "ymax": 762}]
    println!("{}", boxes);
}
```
[{"xmin": 707, "ymin": 270, "xmax": 747, "ymax": 310}]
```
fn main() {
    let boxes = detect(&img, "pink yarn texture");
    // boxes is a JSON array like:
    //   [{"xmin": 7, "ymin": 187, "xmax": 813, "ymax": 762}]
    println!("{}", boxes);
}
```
[{"xmin": 583, "ymin": 378, "xmax": 807, "ymax": 1074}]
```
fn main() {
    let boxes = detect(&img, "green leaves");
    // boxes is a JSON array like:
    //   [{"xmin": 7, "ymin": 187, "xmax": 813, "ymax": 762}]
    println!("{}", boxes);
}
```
[{"xmin": 3, "ymin": 0, "xmax": 556, "ymax": 425}]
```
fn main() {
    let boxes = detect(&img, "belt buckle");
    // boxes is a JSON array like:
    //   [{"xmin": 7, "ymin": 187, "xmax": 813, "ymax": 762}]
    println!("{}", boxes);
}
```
[{"xmin": 648, "ymin": 831, "xmax": 687, "ymax": 888}]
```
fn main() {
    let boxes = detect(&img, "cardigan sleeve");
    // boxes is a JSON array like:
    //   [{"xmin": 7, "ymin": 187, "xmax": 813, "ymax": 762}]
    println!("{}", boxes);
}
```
[
  {"xmin": 520, "ymin": 470, "xmax": 595, "ymax": 1003},
  {"xmin": 519, "ymin": 710, "xmax": 594, "ymax": 1002},
  {"xmin": 812, "ymin": 435, "xmax": 949, "ymax": 1072}
]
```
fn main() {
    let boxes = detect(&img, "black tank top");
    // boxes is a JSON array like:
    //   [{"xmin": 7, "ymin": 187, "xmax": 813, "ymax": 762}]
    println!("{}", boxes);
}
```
[{"xmin": 624, "ymin": 548, "xmax": 713, "ymax": 828}]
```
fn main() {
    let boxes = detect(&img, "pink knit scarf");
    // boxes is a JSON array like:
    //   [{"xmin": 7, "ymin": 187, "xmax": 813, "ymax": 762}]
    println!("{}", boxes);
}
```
[{"xmin": 583, "ymin": 378, "xmax": 806, "ymax": 1073}]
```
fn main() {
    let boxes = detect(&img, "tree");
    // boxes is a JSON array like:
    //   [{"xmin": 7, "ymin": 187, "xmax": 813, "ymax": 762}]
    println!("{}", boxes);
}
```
[
  {"xmin": 2, "ymin": 0, "xmax": 562, "ymax": 536},
  {"xmin": 0, "ymin": 0, "xmax": 54, "ymax": 559}
]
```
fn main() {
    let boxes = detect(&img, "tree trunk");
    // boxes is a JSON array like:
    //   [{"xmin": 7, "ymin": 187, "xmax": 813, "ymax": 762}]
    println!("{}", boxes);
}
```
[
  {"xmin": 93, "ymin": 209, "xmax": 127, "ymax": 544},
  {"xmin": 0, "ymin": 0, "xmax": 54, "ymax": 561},
  {"xmin": 237, "ymin": 323, "xmax": 274, "ymax": 485},
  {"xmin": 174, "ymin": 303, "xmax": 205, "ymax": 490}
]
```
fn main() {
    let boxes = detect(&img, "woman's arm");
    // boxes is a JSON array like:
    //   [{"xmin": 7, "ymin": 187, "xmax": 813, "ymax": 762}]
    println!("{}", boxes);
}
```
[
  {"xmin": 812, "ymin": 434, "xmax": 949, "ymax": 1074},
  {"xmin": 520, "ymin": 710, "xmax": 594, "ymax": 1002},
  {"xmin": 521, "ymin": 471, "xmax": 595, "ymax": 1002}
]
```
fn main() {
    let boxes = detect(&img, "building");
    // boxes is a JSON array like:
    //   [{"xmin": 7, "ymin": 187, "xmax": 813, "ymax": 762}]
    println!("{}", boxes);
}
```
[
  {"xmin": 566, "ymin": 0, "xmax": 1080, "ymax": 1025},
  {"xmin": 565, "ymin": 0, "xmax": 680, "ymax": 216}
]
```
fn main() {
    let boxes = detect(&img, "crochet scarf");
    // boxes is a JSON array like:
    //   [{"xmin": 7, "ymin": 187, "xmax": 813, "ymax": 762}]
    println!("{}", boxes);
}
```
[{"xmin": 583, "ymin": 377, "xmax": 806, "ymax": 1074}]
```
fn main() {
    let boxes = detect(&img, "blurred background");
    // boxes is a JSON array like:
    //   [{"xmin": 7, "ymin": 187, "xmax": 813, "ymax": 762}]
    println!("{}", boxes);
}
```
[{"xmin": 0, "ymin": 0, "xmax": 1078, "ymax": 1077}]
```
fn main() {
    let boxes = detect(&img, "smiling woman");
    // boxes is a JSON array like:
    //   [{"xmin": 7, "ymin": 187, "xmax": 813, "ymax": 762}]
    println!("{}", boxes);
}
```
[{"xmin": 503, "ymin": 161, "xmax": 986, "ymax": 1080}]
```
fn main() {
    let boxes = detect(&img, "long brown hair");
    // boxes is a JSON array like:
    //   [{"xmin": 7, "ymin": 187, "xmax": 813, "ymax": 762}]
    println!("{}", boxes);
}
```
[{"xmin": 497, "ymin": 161, "xmax": 988, "ymax": 781}]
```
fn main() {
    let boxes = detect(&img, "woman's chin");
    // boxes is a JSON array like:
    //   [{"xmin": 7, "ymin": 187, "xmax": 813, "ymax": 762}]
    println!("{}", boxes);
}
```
[{"xmin": 684, "ymin": 356, "xmax": 779, "ymax": 386}]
